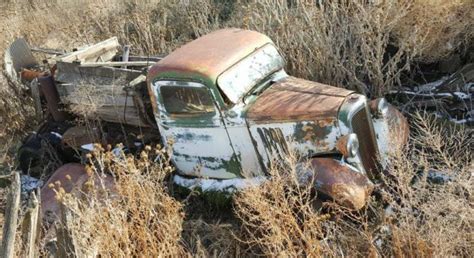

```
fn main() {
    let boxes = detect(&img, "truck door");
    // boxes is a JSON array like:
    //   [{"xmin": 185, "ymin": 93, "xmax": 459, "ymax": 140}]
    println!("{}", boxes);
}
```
[{"xmin": 151, "ymin": 80, "xmax": 239, "ymax": 179}]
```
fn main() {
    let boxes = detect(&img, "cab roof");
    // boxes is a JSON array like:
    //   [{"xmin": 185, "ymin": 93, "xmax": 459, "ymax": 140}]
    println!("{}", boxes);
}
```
[{"xmin": 148, "ymin": 28, "xmax": 273, "ymax": 82}]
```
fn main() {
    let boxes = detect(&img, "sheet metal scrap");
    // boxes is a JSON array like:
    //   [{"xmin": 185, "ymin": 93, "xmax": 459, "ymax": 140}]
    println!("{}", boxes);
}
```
[
  {"xmin": 41, "ymin": 163, "xmax": 115, "ymax": 222},
  {"xmin": 4, "ymin": 38, "xmax": 39, "ymax": 82},
  {"xmin": 389, "ymin": 63, "xmax": 473, "ymax": 125}
]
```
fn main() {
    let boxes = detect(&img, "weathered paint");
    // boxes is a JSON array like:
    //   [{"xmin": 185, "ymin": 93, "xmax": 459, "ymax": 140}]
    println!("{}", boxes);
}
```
[
  {"xmin": 223, "ymin": 101, "xmax": 265, "ymax": 178},
  {"xmin": 369, "ymin": 98, "xmax": 409, "ymax": 167},
  {"xmin": 143, "ymin": 29, "xmax": 408, "ymax": 210},
  {"xmin": 173, "ymin": 174, "xmax": 266, "ymax": 193},
  {"xmin": 338, "ymin": 94, "xmax": 380, "ymax": 178},
  {"xmin": 246, "ymin": 76, "xmax": 353, "ymax": 122},
  {"xmin": 152, "ymin": 80, "xmax": 241, "ymax": 179},
  {"xmin": 247, "ymin": 120, "xmax": 342, "ymax": 170},
  {"xmin": 301, "ymin": 158, "xmax": 374, "ymax": 210},
  {"xmin": 147, "ymin": 29, "xmax": 273, "ymax": 108}
]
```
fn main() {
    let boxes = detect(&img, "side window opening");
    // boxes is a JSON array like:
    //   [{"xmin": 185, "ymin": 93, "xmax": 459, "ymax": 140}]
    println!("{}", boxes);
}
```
[{"xmin": 161, "ymin": 86, "xmax": 215, "ymax": 115}]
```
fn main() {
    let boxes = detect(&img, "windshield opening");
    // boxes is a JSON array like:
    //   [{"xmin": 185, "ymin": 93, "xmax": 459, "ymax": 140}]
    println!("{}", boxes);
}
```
[{"xmin": 217, "ymin": 44, "xmax": 284, "ymax": 104}]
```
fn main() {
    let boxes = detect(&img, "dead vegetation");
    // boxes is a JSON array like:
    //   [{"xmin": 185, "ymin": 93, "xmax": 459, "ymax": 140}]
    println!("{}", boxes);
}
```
[
  {"xmin": 1, "ymin": 0, "xmax": 473, "ymax": 256},
  {"xmin": 51, "ymin": 144, "xmax": 185, "ymax": 256}
]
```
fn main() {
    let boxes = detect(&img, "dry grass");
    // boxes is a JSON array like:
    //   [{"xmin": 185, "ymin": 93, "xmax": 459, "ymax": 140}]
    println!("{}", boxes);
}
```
[
  {"xmin": 233, "ymin": 153, "xmax": 328, "ymax": 256},
  {"xmin": 52, "ymin": 144, "xmax": 185, "ymax": 256}
]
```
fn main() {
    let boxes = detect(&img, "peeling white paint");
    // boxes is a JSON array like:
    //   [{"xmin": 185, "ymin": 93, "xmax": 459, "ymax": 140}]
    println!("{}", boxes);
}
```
[{"xmin": 173, "ymin": 174, "xmax": 267, "ymax": 193}]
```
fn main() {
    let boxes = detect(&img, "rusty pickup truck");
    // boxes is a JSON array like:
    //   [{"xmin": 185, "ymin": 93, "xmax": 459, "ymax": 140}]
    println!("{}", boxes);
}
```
[{"xmin": 7, "ymin": 29, "xmax": 408, "ymax": 209}]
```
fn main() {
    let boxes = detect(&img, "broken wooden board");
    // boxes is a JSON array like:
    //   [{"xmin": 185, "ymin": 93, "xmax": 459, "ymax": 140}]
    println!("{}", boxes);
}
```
[
  {"xmin": 79, "ymin": 61, "xmax": 153, "ymax": 67},
  {"xmin": 57, "ymin": 82, "xmax": 150, "ymax": 127},
  {"xmin": 55, "ymin": 61, "xmax": 141, "ymax": 85},
  {"xmin": 58, "ymin": 37, "xmax": 119, "ymax": 63}
]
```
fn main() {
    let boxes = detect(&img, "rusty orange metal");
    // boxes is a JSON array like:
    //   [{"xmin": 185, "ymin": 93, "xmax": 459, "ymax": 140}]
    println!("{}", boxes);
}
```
[
  {"xmin": 148, "ymin": 28, "xmax": 272, "ymax": 81},
  {"xmin": 41, "ymin": 163, "xmax": 115, "ymax": 221},
  {"xmin": 336, "ymin": 134, "xmax": 351, "ymax": 157},
  {"xmin": 247, "ymin": 76, "xmax": 353, "ymax": 122},
  {"xmin": 309, "ymin": 158, "xmax": 374, "ymax": 210},
  {"xmin": 20, "ymin": 68, "xmax": 46, "ymax": 81},
  {"xmin": 388, "ymin": 105, "xmax": 410, "ymax": 146}
]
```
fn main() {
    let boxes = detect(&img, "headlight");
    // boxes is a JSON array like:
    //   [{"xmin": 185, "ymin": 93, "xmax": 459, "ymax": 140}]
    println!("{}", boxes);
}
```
[
  {"xmin": 336, "ymin": 133, "xmax": 359, "ymax": 158},
  {"xmin": 370, "ymin": 98, "xmax": 389, "ymax": 117}
]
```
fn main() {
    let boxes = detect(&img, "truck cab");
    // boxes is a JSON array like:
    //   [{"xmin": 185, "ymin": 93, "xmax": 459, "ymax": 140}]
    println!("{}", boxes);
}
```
[{"xmin": 148, "ymin": 29, "xmax": 409, "ymax": 208}]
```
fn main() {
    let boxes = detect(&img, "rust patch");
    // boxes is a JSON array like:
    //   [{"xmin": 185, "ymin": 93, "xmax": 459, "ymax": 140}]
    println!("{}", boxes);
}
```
[
  {"xmin": 41, "ymin": 163, "xmax": 115, "ymax": 222},
  {"xmin": 247, "ymin": 77, "xmax": 353, "ymax": 122},
  {"xmin": 336, "ymin": 135, "xmax": 350, "ymax": 157},
  {"xmin": 20, "ymin": 69, "xmax": 46, "ymax": 81},
  {"xmin": 388, "ymin": 105, "xmax": 410, "ymax": 146},
  {"xmin": 148, "ymin": 28, "xmax": 272, "ymax": 81},
  {"xmin": 308, "ymin": 158, "xmax": 373, "ymax": 210}
]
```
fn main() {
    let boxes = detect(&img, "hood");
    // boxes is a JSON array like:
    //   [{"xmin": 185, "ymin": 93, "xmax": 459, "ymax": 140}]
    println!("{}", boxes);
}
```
[{"xmin": 246, "ymin": 76, "xmax": 354, "ymax": 123}]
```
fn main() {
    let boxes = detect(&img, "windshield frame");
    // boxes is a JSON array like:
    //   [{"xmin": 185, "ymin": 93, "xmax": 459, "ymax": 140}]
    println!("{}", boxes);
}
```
[{"xmin": 216, "ymin": 43, "xmax": 285, "ymax": 105}]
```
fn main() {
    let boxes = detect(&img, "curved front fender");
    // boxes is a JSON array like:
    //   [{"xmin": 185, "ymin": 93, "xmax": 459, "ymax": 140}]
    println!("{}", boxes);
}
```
[
  {"xmin": 370, "ymin": 99, "xmax": 409, "ymax": 167},
  {"xmin": 306, "ymin": 158, "xmax": 374, "ymax": 210}
]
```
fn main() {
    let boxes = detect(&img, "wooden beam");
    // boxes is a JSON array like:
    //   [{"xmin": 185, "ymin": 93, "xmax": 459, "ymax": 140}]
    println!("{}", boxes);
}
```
[
  {"xmin": 0, "ymin": 172, "xmax": 21, "ymax": 258},
  {"xmin": 21, "ymin": 190, "xmax": 41, "ymax": 258},
  {"xmin": 59, "ymin": 37, "xmax": 120, "ymax": 63},
  {"xmin": 79, "ymin": 61, "xmax": 153, "ymax": 67}
]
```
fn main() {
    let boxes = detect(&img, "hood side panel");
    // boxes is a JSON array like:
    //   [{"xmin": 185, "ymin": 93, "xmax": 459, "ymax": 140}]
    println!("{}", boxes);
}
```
[
  {"xmin": 248, "ymin": 120, "xmax": 341, "ymax": 169},
  {"xmin": 246, "ymin": 77, "xmax": 353, "ymax": 123}
]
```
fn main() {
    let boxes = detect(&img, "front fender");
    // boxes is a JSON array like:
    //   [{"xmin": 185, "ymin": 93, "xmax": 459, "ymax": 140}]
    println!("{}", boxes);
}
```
[
  {"xmin": 369, "ymin": 98, "xmax": 409, "ymax": 167},
  {"xmin": 304, "ymin": 158, "xmax": 374, "ymax": 210}
]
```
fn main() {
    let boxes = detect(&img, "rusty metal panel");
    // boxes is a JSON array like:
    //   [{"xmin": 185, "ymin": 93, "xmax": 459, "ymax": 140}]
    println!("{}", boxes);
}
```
[
  {"xmin": 247, "ymin": 77, "xmax": 353, "ymax": 122},
  {"xmin": 148, "ymin": 29, "xmax": 272, "ymax": 82},
  {"xmin": 351, "ymin": 105, "xmax": 379, "ymax": 176},
  {"xmin": 41, "ymin": 163, "xmax": 115, "ymax": 221},
  {"xmin": 38, "ymin": 75, "xmax": 69, "ymax": 122},
  {"xmin": 306, "ymin": 158, "xmax": 374, "ymax": 210},
  {"xmin": 4, "ymin": 38, "xmax": 38, "ymax": 81}
]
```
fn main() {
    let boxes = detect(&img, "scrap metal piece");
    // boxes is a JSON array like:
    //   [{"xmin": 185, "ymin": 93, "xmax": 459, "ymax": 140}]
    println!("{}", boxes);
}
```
[
  {"xmin": 309, "ymin": 158, "xmax": 374, "ymax": 210},
  {"xmin": 62, "ymin": 126, "xmax": 100, "ymax": 148},
  {"xmin": 38, "ymin": 75, "xmax": 68, "ymax": 122},
  {"xmin": 4, "ymin": 38, "xmax": 38, "ymax": 81},
  {"xmin": 40, "ymin": 163, "xmax": 115, "ymax": 221}
]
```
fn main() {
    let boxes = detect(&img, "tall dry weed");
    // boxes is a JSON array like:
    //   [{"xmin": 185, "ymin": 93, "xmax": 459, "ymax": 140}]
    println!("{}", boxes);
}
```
[
  {"xmin": 54, "ymin": 144, "xmax": 185, "ymax": 256},
  {"xmin": 233, "ymin": 152, "xmax": 329, "ymax": 256}
]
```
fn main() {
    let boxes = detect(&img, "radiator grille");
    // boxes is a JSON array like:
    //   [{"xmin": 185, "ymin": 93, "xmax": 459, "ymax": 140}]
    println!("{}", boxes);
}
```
[{"xmin": 351, "ymin": 105, "xmax": 378, "ymax": 177}]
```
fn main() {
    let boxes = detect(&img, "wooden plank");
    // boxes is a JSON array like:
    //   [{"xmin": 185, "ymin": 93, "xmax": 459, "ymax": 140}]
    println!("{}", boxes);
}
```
[
  {"xmin": 56, "ymin": 204, "xmax": 78, "ymax": 258},
  {"xmin": 79, "ymin": 61, "xmax": 153, "ymax": 67},
  {"xmin": 21, "ymin": 190, "xmax": 41, "ymax": 258},
  {"xmin": 56, "ymin": 61, "xmax": 141, "ymax": 85},
  {"xmin": 57, "ymin": 84, "xmax": 137, "ymax": 107},
  {"xmin": 59, "ymin": 37, "xmax": 119, "ymax": 63},
  {"xmin": 0, "ymin": 172, "xmax": 21, "ymax": 258},
  {"xmin": 126, "ymin": 55, "xmax": 163, "ymax": 62},
  {"xmin": 30, "ymin": 47, "xmax": 65, "ymax": 55}
]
